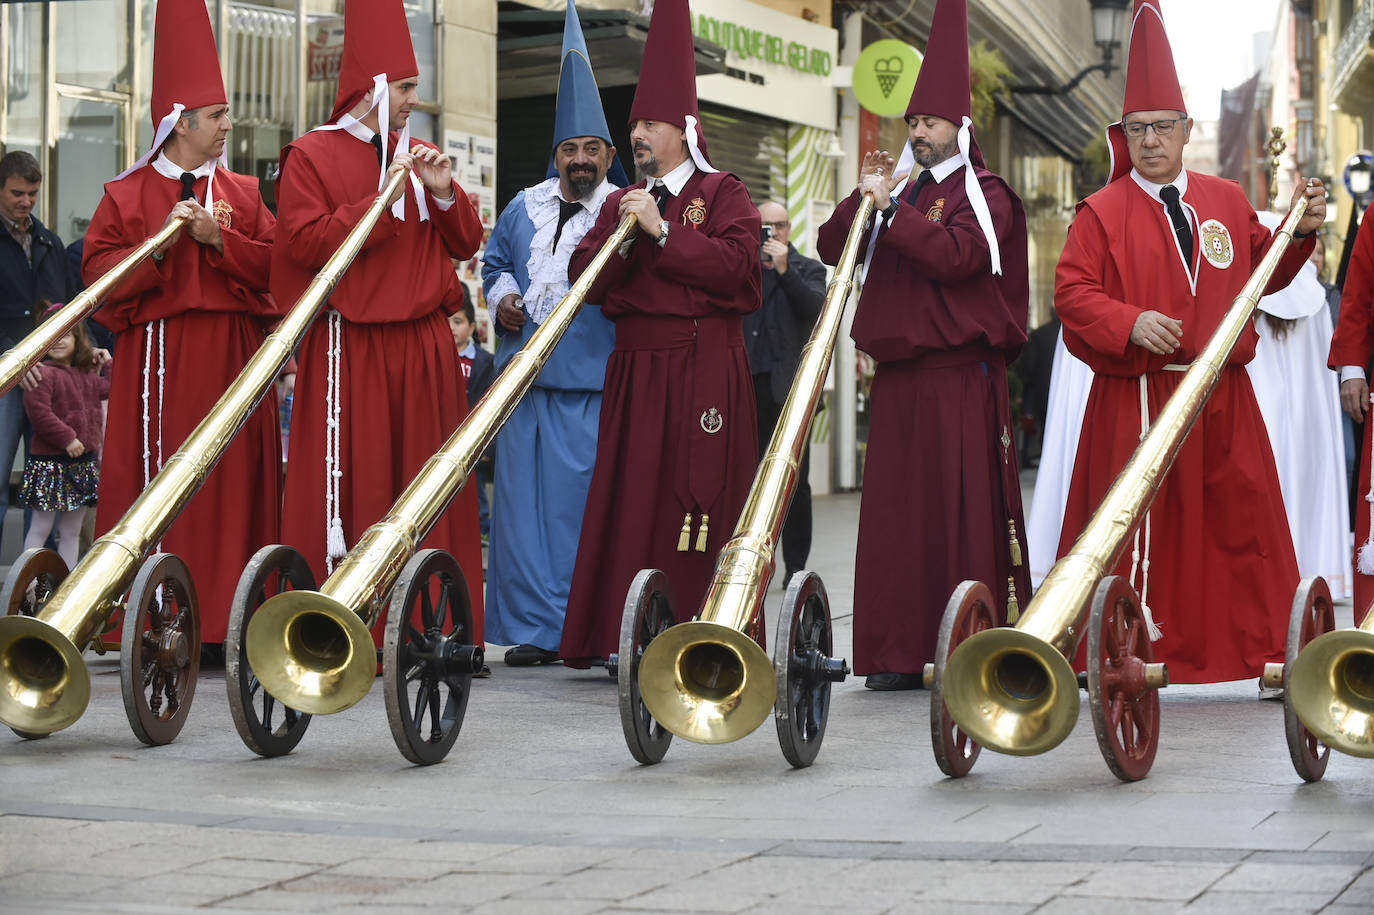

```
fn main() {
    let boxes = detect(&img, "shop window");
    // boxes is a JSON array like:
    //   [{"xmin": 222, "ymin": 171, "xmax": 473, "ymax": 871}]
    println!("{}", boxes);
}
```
[
  {"xmin": 2, "ymin": 2, "xmax": 44, "ymax": 158},
  {"xmin": 54, "ymin": 0, "xmax": 130, "ymax": 92},
  {"xmin": 699, "ymin": 105, "xmax": 787, "ymax": 204}
]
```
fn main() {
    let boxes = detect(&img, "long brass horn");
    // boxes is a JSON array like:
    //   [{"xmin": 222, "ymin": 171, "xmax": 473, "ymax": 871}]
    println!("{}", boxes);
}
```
[
  {"xmin": 1289, "ymin": 599, "xmax": 1374, "ymax": 758},
  {"xmin": 636, "ymin": 195, "xmax": 874, "ymax": 745},
  {"xmin": 0, "ymin": 169, "xmax": 410, "ymax": 737},
  {"xmin": 0, "ymin": 216, "xmax": 187, "ymax": 397},
  {"xmin": 942, "ymin": 198, "xmax": 1309, "ymax": 756},
  {"xmin": 244, "ymin": 213, "xmax": 640, "ymax": 716}
]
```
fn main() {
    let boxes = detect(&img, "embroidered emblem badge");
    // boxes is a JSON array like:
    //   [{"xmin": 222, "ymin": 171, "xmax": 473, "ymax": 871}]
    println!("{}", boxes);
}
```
[
  {"xmin": 683, "ymin": 196, "xmax": 707, "ymax": 228},
  {"xmin": 700, "ymin": 407, "xmax": 723, "ymax": 434},
  {"xmin": 1199, "ymin": 218, "xmax": 1233, "ymax": 269},
  {"xmin": 926, "ymin": 197, "xmax": 945, "ymax": 223},
  {"xmin": 212, "ymin": 198, "xmax": 233, "ymax": 229}
]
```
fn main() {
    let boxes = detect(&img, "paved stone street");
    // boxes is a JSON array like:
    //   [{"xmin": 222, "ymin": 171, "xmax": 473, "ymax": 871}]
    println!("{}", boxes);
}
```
[{"xmin": 2, "ymin": 490, "xmax": 1373, "ymax": 913}]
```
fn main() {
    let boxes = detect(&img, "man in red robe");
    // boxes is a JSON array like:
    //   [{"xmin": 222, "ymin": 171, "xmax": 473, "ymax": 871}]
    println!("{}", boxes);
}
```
[
  {"xmin": 558, "ymin": 0, "xmax": 762, "ymax": 666},
  {"xmin": 84, "ymin": 0, "xmax": 282, "ymax": 649},
  {"xmin": 1055, "ymin": 1, "xmax": 1325, "ymax": 685},
  {"xmin": 272, "ymin": 0, "xmax": 485, "ymax": 641},
  {"xmin": 1329, "ymin": 207, "xmax": 1374, "ymax": 615},
  {"xmin": 817, "ymin": 0, "xmax": 1030, "ymax": 690}
]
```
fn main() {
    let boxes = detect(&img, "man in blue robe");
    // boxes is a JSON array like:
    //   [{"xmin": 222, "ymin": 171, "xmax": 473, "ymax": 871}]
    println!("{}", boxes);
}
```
[{"xmin": 480, "ymin": 0, "xmax": 626, "ymax": 666}]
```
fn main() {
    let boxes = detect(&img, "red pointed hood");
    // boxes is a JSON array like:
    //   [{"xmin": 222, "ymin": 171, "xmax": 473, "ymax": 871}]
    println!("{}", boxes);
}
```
[
  {"xmin": 151, "ymin": 0, "xmax": 227, "ymax": 128},
  {"xmin": 628, "ymin": 0, "xmax": 714, "ymax": 170},
  {"xmin": 1107, "ymin": 1, "xmax": 1187, "ymax": 184},
  {"xmin": 330, "ymin": 0, "xmax": 419, "ymax": 123}
]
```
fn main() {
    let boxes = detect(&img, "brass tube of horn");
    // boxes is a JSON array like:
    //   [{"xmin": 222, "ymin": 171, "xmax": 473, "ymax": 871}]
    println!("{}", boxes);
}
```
[
  {"xmin": 942, "ymin": 199, "xmax": 1309, "ymax": 756},
  {"xmin": 0, "ymin": 216, "xmax": 186, "ymax": 397},
  {"xmin": 1290, "ymin": 600, "xmax": 1374, "ymax": 757},
  {"xmin": 638, "ymin": 194, "xmax": 877, "ymax": 744},
  {"xmin": 244, "ymin": 213, "xmax": 640, "ymax": 716},
  {"xmin": 0, "ymin": 169, "xmax": 410, "ymax": 736}
]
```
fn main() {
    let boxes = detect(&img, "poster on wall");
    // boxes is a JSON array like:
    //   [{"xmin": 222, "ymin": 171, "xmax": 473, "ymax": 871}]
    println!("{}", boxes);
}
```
[{"xmin": 444, "ymin": 131, "xmax": 497, "ymax": 339}]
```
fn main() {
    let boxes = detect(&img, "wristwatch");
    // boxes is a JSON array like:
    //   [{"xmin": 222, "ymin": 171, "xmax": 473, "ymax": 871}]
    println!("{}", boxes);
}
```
[
  {"xmin": 656, "ymin": 220, "xmax": 670, "ymax": 247},
  {"xmin": 881, "ymin": 199, "xmax": 899, "ymax": 221}
]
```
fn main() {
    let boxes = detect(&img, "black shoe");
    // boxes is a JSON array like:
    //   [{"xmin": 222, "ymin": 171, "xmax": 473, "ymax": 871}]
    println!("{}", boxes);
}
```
[
  {"xmin": 864, "ymin": 672, "xmax": 922, "ymax": 691},
  {"xmin": 473, "ymin": 664, "xmax": 493, "ymax": 679},
  {"xmin": 504, "ymin": 644, "xmax": 560, "ymax": 667}
]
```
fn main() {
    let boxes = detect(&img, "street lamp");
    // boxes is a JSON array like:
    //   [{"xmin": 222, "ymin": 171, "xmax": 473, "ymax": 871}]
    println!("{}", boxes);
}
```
[{"xmin": 1010, "ymin": 0, "xmax": 1130, "ymax": 96}]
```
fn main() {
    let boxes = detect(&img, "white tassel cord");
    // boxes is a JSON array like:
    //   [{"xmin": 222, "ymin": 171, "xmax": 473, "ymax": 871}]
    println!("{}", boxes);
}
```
[
  {"xmin": 324, "ymin": 311, "xmax": 347, "ymax": 573},
  {"xmin": 1129, "ymin": 375, "xmax": 1164, "ymax": 641},
  {"xmin": 1360, "ymin": 390, "xmax": 1374, "ymax": 575},
  {"xmin": 140, "ymin": 320, "xmax": 167, "ymax": 554}
]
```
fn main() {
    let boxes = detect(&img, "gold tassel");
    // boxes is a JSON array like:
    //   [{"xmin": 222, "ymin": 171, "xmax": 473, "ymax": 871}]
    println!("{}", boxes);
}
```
[
  {"xmin": 677, "ymin": 513, "xmax": 692, "ymax": 551},
  {"xmin": 1007, "ymin": 519, "xmax": 1023, "ymax": 567},
  {"xmin": 695, "ymin": 513, "xmax": 709, "ymax": 552},
  {"xmin": 1006, "ymin": 576, "xmax": 1020, "ymax": 624}
]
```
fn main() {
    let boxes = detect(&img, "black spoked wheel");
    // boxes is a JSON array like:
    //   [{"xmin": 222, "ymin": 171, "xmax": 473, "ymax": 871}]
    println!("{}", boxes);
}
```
[
  {"xmin": 617, "ymin": 569, "xmax": 675, "ymax": 765},
  {"xmin": 773, "ymin": 571, "xmax": 848, "ymax": 768},
  {"xmin": 383, "ymin": 549, "xmax": 483, "ymax": 766},
  {"xmin": 226, "ymin": 545, "xmax": 317, "ymax": 757},
  {"xmin": 120, "ymin": 553, "xmax": 200, "ymax": 746}
]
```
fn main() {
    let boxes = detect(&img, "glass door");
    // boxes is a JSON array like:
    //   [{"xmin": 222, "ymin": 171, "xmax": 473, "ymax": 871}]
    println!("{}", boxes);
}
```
[{"xmin": 50, "ymin": 87, "xmax": 129, "ymax": 247}]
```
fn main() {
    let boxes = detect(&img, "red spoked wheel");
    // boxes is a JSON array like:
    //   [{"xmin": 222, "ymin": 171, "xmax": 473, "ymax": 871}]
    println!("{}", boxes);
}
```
[
  {"xmin": 1283, "ymin": 576, "xmax": 1333, "ymax": 782},
  {"xmin": 929, "ymin": 580, "xmax": 997, "ymax": 778},
  {"xmin": 1087, "ymin": 576, "xmax": 1166, "ymax": 782}
]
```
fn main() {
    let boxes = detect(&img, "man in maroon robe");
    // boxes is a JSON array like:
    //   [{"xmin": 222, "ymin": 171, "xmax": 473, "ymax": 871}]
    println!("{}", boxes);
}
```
[
  {"xmin": 84, "ymin": 0, "xmax": 282, "ymax": 649},
  {"xmin": 558, "ymin": 0, "xmax": 762, "ymax": 666},
  {"xmin": 272, "ymin": 0, "xmax": 485, "ymax": 642},
  {"xmin": 1055, "ymin": 0, "xmax": 1325, "ymax": 685},
  {"xmin": 817, "ymin": 0, "xmax": 1030, "ymax": 690}
]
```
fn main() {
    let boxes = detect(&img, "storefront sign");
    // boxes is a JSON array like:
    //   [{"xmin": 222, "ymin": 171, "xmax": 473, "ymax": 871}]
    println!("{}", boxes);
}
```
[
  {"xmin": 689, "ymin": 0, "xmax": 838, "ymax": 131},
  {"xmin": 445, "ymin": 131, "xmax": 498, "ymax": 317},
  {"xmin": 852, "ymin": 40, "xmax": 922, "ymax": 118}
]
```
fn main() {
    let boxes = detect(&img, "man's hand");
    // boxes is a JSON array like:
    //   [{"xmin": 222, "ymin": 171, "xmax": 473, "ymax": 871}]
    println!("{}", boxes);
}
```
[
  {"xmin": 65, "ymin": 438, "xmax": 85, "ymax": 458},
  {"xmin": 619, "ymin": 189, "xmax": 662, "ymax": 236},
  {"xmin": 1129, "ymin": 310, "xmax": 1183, "ymax": 356},
  {"xmin": 856, "ymin": 150, "xmax": 909, "ymax": 202},
  {"xmin": 386, "ymin": 151, "xmax": 414, "ymax": 206},
  {"xmin": 1341, "ymin": 377, "xmax": 1369, "ymax": 423},
  {"xmin": 1291, "ymin": 177, "xmax": 1327, "ymax": 237},
  {"xmin": 762, "ymin": 238, "xmax": 789, "ymax": 273},
  {"xmin": 496, "ymin": 293, "xmax": 526, "ymax": 331},
  {"xmin": 156, "ymin": 201, "xmax": 193, "ymax": 255},
  {"xmin": 184, "ymin": 203, "xmax": 223, "ymax": 253},
  {"xmin": 409, "ymin": 143, "xmax": 455, "ymax": 201},
  {"xmin": 17, "ymin": 366, "xmax": 41, "ymax": 392}
]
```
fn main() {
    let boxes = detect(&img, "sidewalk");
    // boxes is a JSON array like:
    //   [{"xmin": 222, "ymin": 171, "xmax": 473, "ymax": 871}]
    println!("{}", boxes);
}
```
[{"xmin": 0, "ymin": 491, "xmax": 1371, "ymax": 913}]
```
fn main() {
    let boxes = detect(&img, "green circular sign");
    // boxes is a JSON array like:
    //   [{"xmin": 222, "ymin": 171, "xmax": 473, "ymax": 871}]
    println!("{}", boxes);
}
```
[{"xmin": 852, "ymin": 39, "xmax": 923, "ymax": 118}]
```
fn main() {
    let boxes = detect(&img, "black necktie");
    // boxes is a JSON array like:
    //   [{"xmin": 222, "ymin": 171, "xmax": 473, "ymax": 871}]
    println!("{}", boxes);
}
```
[
  {"xmin": 651, "ymin": 183, "xmax": 670, "ymax": 216},
  {"xmin": 1160, "ymin": 184, "xmax": 1193, "ymax": 258},
  {"xmin": 905, "ymin": 169, "xmax": 933, "ymax": 205},
  {"xmin": 551, "ymin": 199, "xmax": 582, "ymax": 252},
  {"xmin": 179, "ymin": 172, "xmax": 197, "ymax": 202},
  {"xmin": 370, "ymin": 134, "xmax": 385, "ymax": 166}
]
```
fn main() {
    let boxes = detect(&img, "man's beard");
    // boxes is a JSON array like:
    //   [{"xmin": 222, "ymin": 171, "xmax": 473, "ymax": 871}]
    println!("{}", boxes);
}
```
[
  {"xmin": 565, "ymin": 167, "xmax": 597, "ymax": 199},
  {"xmin": 911, "ymin": 136, "xmax": 958, "ymax": 169},
  {"xmin": 633, "ymin": 144, "xmax": 659, "ymax": 179}
]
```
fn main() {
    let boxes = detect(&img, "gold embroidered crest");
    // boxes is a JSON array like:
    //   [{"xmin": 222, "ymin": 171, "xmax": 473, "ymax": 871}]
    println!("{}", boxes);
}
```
[
  {"xmin": 212, "ymin": 198, "xmax": 233, "ymax": 229},
  {"xmin": 700, "ymin": 407, "xmax": 722, "ymax": 434},
  {"xmin": 1199, "ymin": 218, "xmax": 1233, "ymax": 269},
  {"xmin": 926, "ymin": 197, "xmax": 945, "ymax": 223},
  {"xmin": 682, "ymin": 196, "xmax": 707, "ymax": 228}
]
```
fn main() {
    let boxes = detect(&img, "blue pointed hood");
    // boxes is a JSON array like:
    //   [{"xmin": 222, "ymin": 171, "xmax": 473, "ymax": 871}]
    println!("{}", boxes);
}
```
[{"xmin": 548, "ymin": 0, "xmax": 628, "ymax": 186}]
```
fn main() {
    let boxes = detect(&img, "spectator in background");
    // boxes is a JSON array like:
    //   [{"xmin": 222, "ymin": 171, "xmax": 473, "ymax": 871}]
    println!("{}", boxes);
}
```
[
  {"xmin": 0, "ymin": 150, "xmax": 78, "ymax": 545},
  {"xmin": 449, "ymin": 288, "xmax": 493, "ymax": 538},
  {"xmin": 746, "ymin": 200, "xmax": 826, "ymax": 586}
]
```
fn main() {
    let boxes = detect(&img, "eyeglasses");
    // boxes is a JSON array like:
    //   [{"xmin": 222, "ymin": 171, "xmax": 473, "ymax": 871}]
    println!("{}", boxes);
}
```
[
  {"xmin": 1122, "ymin": 118, "xmax": 1186, "ymax": 139},
  {"xmin": 764, "ymin": 220, "xmax": 789, "ymax": 229}
]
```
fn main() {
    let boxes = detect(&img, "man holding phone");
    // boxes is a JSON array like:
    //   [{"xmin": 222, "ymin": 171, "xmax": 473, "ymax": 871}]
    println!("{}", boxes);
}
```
[{"xmin": 745, "ymin": 201, "xmax": 826, "ymax": 584}]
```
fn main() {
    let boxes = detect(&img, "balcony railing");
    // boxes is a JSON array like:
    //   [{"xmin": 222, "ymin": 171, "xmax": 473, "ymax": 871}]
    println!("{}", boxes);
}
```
[{"xmin": 1330, "ymin": 0, "xmax": 1374, "ymax": 107}]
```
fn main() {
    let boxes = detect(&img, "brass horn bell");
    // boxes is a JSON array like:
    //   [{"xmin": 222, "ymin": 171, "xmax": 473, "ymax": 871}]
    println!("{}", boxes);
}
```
[
  {"xmin": 244, "ymin": 591, "xmax": 378, "ymax": 717},
  {"xmin": 637, "ymin": 619, "xmax": 777, "ymax": 744},
  {"xmin": 1289, "ymin": 626, "xmax": 1374, "ymax": 758},
  {"xmin": 942, "ymin": 625, "xmax": 1081, "ymax": 756},
  {"xmin": 0, "ymin": 615, "xmax": 89, "ymax": 735}
]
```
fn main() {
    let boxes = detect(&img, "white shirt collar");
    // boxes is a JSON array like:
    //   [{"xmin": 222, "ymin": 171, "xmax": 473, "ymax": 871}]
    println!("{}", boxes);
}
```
[
  {"xmin": 152, "ymin": 151, "xmax": 213, "ymax": 182},
  {"xmin": 341, "ymin": 118, "xmax": 381, "ymax": 147},
  {"xmin": 1130, "ymin": 167, "xmax": 1189, "ymax": 202},
  {"xmin": 558, "ymin": 177, "xmax": 615, "ymax": 213},
  {"xmin": 650, "ymin": 157, "xmax": 697, "ymax": 197},
  {"xmin": 920, "ymin": 153, "xmax": 963, "ymax": 185},
  {"xmin": 458, "ymin": 340, "xmax": 477, "ymax": 360}
]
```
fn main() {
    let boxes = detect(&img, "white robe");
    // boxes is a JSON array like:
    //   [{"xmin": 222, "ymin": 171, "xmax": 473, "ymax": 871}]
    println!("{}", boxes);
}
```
[
  {"xmin": 1026, "ymin": 330, "xmax": 1093, "ymax": 587},
  {"xmin": 1247, "ymin": 258, "xmax": 1351, "ymax": 600}
]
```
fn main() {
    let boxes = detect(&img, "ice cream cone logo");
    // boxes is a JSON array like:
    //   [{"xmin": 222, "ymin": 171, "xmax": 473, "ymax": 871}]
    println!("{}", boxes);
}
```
[{"xmin": 874, "ymin": 57, "xmax": 904, "ymax": 98}]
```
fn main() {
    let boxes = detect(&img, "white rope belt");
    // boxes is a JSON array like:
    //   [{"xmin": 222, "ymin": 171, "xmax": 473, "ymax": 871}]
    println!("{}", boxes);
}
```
[
  {"xmin": 141, "ymin": 319, "xmax": 166, "ymax": 554},
  {"xmin": 324, "ymin": 311, "xmax": 347, "ymax": 573},
  {"xmin": 1130, "ymin": 373, "xmax": 1165, "ymax": 641},
  {"xmin": 1360, "ymin": 390, "xmax": 1374, "ymax": 576}
]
